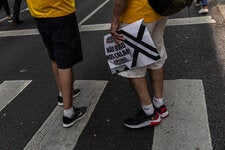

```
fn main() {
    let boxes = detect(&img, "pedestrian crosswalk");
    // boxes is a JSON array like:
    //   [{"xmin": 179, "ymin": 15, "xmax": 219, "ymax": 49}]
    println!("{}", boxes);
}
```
[{"xmin": 0, "ymin": 79, "xmax": 213, "ymax": 149}]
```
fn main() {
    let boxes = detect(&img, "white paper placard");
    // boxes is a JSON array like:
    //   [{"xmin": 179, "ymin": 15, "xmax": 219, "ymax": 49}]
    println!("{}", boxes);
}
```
[{"xmin": 104, "ymin": 19, "xmax": 161, "ymax": 74}]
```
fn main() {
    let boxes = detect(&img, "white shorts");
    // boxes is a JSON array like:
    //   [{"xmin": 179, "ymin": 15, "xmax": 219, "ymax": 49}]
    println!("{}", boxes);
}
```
[{"xmin": 118, "ymin": 17, "xmax": 168, "ymax": 78}]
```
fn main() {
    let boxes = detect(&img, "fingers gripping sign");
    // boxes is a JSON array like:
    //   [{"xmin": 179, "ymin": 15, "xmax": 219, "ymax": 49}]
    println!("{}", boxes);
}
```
[{"xmin": 110, "ymin": 20, "xmax": 125, "ymax": 44}]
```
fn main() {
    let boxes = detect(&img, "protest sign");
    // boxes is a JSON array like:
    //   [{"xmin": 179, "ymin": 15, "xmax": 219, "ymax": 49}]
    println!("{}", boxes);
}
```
[{"xmin": 104, "ymin": 19, "xmax": 161, "ymax": 74}]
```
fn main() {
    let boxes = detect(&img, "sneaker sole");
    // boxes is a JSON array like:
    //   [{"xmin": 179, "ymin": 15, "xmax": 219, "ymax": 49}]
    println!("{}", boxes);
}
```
[
  {"xmin": 199, "ymin": 9, "xmax": 209, "ymax": 14},
  {"xmin": 124, "ymin": 116, "xmax": 161, "ymax": 129},
  {"xmin": 63, "ymin": 109, "xmax": 87, "ymax": 128},
  {"xmin": 199, "ymin": 11, "xmax": 208, "ymax": 14},
  {"xmin": 72, "ymin": 91, "xmax": 80, "ymax": 98},
  {"xmin": 58, "ymin": 102, "xmax": 63, "ymax": 106}
]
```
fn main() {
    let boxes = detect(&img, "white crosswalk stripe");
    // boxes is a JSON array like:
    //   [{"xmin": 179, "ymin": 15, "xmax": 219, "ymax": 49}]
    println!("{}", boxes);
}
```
[
  {"xmin": 153, "ymin": 79, "xmax": 212, "ymax": 150},
  {"xmin": 0, "ymin": 80, "xmax": 32, "ymax": 111}
]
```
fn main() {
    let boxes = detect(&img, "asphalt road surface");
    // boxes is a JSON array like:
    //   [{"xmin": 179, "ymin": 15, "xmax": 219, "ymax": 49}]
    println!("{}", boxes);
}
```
[{"xmin": 0, "ymin": 0, "xmax": 225, "ymax": 150}]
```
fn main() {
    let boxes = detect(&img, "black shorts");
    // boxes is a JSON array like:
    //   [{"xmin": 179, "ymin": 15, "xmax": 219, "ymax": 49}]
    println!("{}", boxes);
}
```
[{"xmin": 35, "ymin": 13, "xmax": 83, "ymax": 69}]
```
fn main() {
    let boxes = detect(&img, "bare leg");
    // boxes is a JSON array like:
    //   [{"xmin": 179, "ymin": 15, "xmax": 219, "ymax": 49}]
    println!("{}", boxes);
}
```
[
  {"xmin": 58, "ymin": 68, "xmax": 73, "ymax": 109},
  {"xmin": 128, "ymin": 77, "xmax": 152, "ymax": 105},
  {"xmin": 51, "ymin": 61, "xmax": 73, "ymax": 109},
  {"xmin": 51, "ymin": 61, "xmax": 61, "ymax": 93},
  {"xmin": 150, "ymin": 68, "xmax": 163, "ymax": 98}
]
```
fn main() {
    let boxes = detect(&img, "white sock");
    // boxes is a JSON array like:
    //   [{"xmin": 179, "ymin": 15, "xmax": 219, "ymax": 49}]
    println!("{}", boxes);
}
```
[
  {"xmin": 64, "ymin": 107, "xmax": 75, "ymax": 118},
  {"xmin": 142, "ymin": 104, "xmax": 154, "ymax": 115},
  {"xmin": 153, "ymin": 97, "xmax": 164, "ymax": 108},
  {"xmin": 59, "ymin": 91, "xmax": 62, "ymax": 97}
]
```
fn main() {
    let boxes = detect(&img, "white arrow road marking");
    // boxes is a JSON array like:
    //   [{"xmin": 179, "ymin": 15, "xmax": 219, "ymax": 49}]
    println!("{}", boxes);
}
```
[
  {"xmin": 166, "ymin": 16, "xmax": 216, "ymax": 26},
  {"xmin": 0, "ymin": 29, "xmax": 39, "ymax": 37},
  {"xmin": 0, "ymin": 16, "xmax": 216, "ymax": 37},
  {"xmin": 153, "ymin": 79, "xmax": 212, "ymax": 150},
  {"xmin": 0, "ymin": 80, "xmax": 32, "ymax": 111},
  {"xmin": 78, "ymin": 0, "xmax": 110, "ymax": 26},
  {"xmin": 79, "ymin": 16, "xmax": 216, "ymax": 32},
  {"xmin": 24, "ymin": 80, "xmax": 108, "ymax": 150}
]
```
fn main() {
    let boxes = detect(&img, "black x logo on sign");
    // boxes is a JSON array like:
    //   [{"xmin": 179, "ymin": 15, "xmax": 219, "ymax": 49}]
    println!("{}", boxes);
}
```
[{"xmin": 117, "ymin": 24, "xmax": 160, "ymax": 68}]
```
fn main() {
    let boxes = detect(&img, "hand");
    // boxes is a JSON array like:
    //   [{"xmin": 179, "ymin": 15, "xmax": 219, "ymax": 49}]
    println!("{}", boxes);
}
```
[{"xmin": 110, "ymin": 19, "xmax": 125, "ymax": 44}]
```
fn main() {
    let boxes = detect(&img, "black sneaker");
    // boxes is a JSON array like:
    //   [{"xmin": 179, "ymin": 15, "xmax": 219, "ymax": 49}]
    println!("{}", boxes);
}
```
[
  {"xmin": 123, "ymin": 110, "xmax": 161, "ymax": 129},
  {"xmin": 58, "ymin": 89, "xmax": 81, "ymax": 106},
  {"xmin": 63, "ymin": 106, "xmax": 87, "ymax": 128},
  {"xmin": 13, "ymin": 19, "xmax": 23, "ymax": 25}
]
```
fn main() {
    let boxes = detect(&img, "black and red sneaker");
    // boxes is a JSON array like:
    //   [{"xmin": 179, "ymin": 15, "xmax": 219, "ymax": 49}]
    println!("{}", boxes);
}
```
[
  {"xmin": 155, "ymin": 105, "xmax": 169, "ymax": 118},
  {"xmin": 123, "ymin": 110, "xmax": 161, "ymax": 129},
  {"xmin": 58, "ymin": 89, "xmax": 80, "ymax": 106}
]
